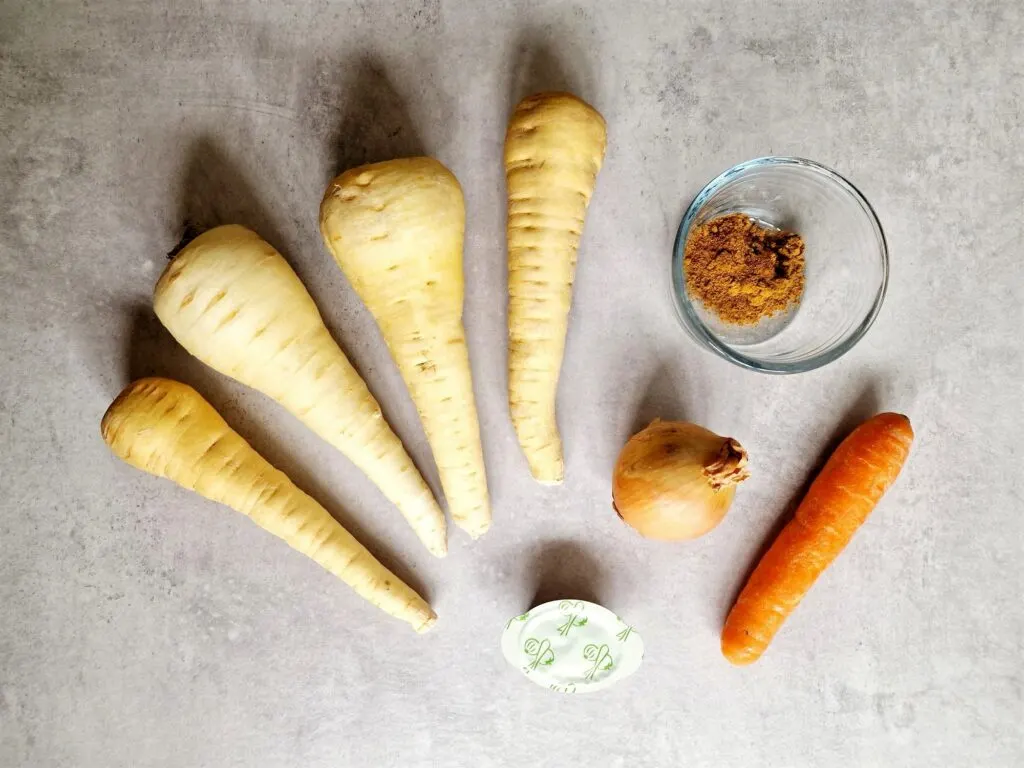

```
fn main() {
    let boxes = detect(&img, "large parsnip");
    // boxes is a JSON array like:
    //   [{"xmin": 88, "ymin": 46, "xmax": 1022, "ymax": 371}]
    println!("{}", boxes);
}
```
[
  {"xmin": 153, "ymin": 225, "xmax": 446, "ymax": 557},
  {"xmin": 102, "ymin": 378, "xmax": 437, "ymax": 632},
  {"xmin": 320, "ymin": 158, "xmax": 491, "ymax": 538},
  {"xmin": 505, "ymin": 92, "xmax": 607, "ymax": 483}
]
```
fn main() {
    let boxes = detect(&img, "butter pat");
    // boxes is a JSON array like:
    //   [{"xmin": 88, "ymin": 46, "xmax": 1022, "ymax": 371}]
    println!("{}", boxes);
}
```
[{"xmin": 501, "ymin": 599, "xmax": 644, "ymax": 694}]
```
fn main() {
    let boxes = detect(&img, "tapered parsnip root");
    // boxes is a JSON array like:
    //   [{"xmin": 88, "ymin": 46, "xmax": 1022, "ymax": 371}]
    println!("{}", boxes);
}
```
[
  {"xmin": 505, "ymin": 92, "xmax": 607, "ymax": 484},
  {"xmin": 320, "ymin": 158, "xmax": 491, "ymax": 538},
  {"xmin": 153, "ymin": 225, "xmax": 446, "ymax": 557},
  {"xmin": 101, "ymin": 378, "xmax": 437, "ymax": 632}
]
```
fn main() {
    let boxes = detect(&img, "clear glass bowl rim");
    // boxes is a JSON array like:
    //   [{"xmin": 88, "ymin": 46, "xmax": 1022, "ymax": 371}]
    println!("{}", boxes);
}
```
[{"xmin": 670, "ymin": 156, "xmax": 889, "ymax": 374}]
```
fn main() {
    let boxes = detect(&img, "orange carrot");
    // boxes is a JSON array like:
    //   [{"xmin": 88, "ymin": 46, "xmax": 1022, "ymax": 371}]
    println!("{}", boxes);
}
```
[{"xmin": 722, "ymin": 412, "xmax": 914, "ymax": 665}]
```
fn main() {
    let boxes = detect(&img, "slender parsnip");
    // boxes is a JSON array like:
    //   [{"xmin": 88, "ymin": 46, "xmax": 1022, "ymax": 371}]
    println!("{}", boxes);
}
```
[
  {"xmin": 505, "ymin": 92, "xmax": 607, "ymax": 484},
  {"xmin": 153, "ymin": 225, "xmax": 447, "ymax": 557},
  {"xmin": 101, "ymin": 378, "xmax": 437, "ymax": 632},
  {"xmin": 320, "ymin": 158, "xmax": 491, "ymax": 538},
  {"xmin": 722, "ymin": 413, "xmax": 914, "ymax": 665}
]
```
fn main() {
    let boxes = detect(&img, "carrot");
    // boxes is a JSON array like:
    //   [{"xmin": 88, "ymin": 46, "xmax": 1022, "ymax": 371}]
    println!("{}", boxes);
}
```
[
  {"xmin": 722, "ymin": 412, "xmax": 914, "ymax": 665},
  {"xmin": 505, "ymin": 92, "xmax": 607, "ymax": 484},
  {"xmin": 101, "ymin": 378, "xmax": 437, "ymax": 633},
  {"xmin": 153, "ymin": 225, "xmax": 447, "ymax": 557},
  {"xmin": 319, "ymin": 158, "xmax": 491, "ymax": 538}
]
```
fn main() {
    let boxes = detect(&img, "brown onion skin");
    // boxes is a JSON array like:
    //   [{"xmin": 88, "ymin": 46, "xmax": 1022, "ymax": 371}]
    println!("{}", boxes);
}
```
[{"xmin": 612, "ymin": 420, "xmax": 749, "ymax": 541}]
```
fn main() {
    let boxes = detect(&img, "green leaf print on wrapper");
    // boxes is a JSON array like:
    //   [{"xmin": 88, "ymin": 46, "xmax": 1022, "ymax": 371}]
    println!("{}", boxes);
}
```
[
  {"xmin": 556, "ymin": 600, "xmax": 588, "ymax": 636},
  {"xmin": 505, "ymin": 612, "xmax": 529, "ymax": 630},
  {"xmin": 583, "ymin": 643, "xmax": 614, "ymax": 681},
  {"xmin": 557, "ymin": 616, "xmax": 587, "ymax": 636},
  {"xmin": 524, "ymin": 638, "xmax": 555, "ymax": 670},
  {"xmin": 549, "ymin": 683, "xmax": 578, "ymax": 694}
]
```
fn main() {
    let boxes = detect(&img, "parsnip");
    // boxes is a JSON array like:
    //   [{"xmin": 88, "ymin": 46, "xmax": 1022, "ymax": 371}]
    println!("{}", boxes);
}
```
[
  {"xmin": 320, "ymin": 158, "xmax": 491, "ymax": 538},
  {"xmin": 101, "ymin": 378, "xmax": 436, "ymax": 632},
  {"xmin": 504, "ymin": 92, "xmax": 607, "ymax": 483},
  {"xmin": 153, "ymin": 225, "xmax": 447, "ymax": 557}
]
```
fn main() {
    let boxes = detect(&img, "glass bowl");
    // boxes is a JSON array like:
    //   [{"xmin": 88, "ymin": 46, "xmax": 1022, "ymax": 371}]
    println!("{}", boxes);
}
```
[{"xmin": 671, "ymin": 157, "xmax": 888, "ymax": 373}]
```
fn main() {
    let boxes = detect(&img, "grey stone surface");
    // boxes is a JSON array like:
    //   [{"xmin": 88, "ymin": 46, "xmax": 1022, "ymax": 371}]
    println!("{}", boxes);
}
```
[{"xmin": 1, "ymin": 0, "xmax": 1022, "ymax": 765}]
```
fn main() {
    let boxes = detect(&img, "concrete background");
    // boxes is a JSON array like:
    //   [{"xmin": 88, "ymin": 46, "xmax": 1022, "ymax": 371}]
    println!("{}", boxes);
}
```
[{"xmin": 2, "ymin": 0, "xmax": 1021, "ymax": 766}]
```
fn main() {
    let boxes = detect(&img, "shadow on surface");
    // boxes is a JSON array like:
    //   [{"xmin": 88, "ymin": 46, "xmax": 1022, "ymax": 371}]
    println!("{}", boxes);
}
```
[
  {"xmin": 507, "ymin": 26, "xmax": 596, "ymax": 114},
  {"xmin": 305, "ymin": 55, "xmax": 425, "ymax": 181},
  {"xmin": 121, "ymin": 304, "xmax": 432, "ymax": 602},
  {"xmin": 627, "ymin": 360, "xmax": 708, "ymax": 438},
  {"xmin": 170, "ymin": 136, "xmax": 287, "ymax": 257},
  {"xmin": 599, "ymin": 359, "xmax": 711, "ymax": 478},
  {"xmin": 529, "ymin": 538, "xmax": 605, "ymax": 608},
  {"xmin": 716, "ymin": 382, "xmax": 883, "ymax": 624}
]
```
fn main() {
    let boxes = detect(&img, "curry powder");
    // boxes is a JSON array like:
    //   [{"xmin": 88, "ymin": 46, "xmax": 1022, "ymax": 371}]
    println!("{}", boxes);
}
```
[{"xmin": 683, "ymin": 213, "xmax": 805, "ymax": 326}]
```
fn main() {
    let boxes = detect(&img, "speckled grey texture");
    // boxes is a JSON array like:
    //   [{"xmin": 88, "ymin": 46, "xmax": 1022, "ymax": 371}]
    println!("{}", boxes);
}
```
[{"xmin": 1, "ymin": 1, "xmax": 1022, "ymax": 766}]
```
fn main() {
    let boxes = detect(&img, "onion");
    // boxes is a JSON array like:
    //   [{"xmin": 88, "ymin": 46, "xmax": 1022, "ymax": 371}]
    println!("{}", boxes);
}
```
[{"xmin": 612, "ymin": 420, "xmax": 749, "ymax": 541}]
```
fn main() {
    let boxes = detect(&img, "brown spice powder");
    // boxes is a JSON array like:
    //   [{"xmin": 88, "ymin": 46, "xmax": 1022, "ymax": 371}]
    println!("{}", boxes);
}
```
[{"xmin": 684, "ymin": 213, "xmax": 805, "ymax": 326}]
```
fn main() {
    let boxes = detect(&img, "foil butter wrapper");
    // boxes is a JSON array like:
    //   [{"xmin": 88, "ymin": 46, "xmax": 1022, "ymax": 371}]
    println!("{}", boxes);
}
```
[{"xmin": 501, "ymin": 599, "xmax": 644, "ymax": 694}]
